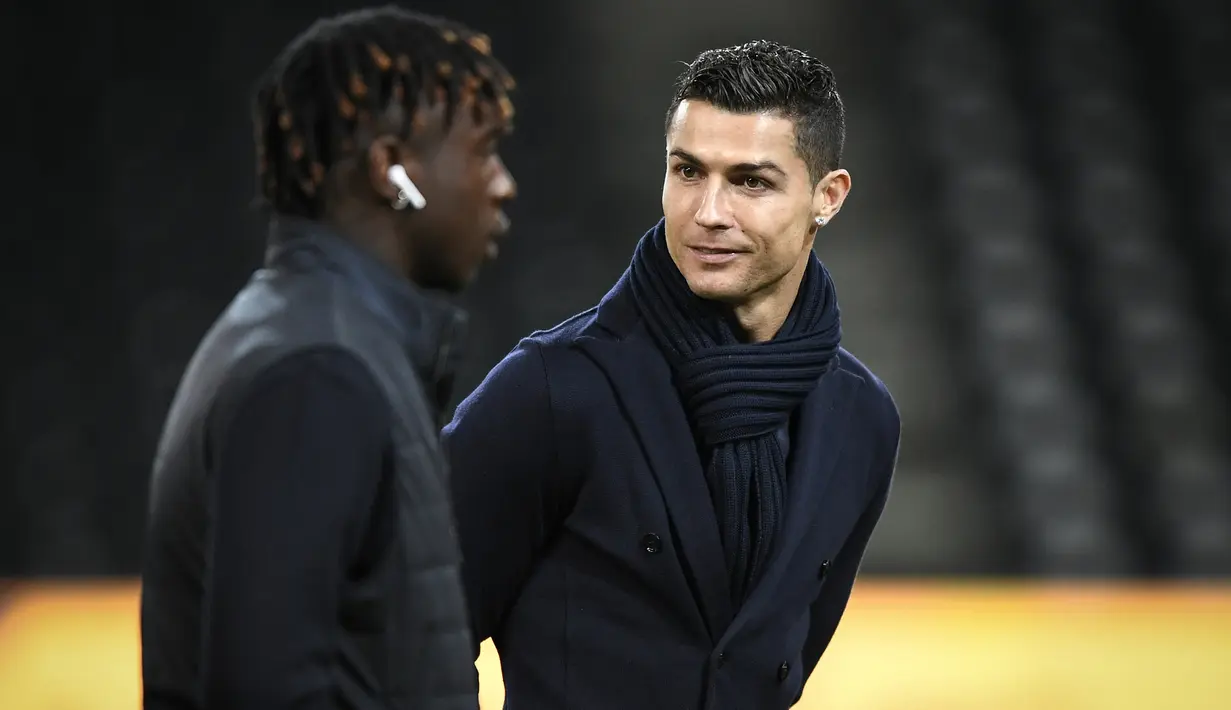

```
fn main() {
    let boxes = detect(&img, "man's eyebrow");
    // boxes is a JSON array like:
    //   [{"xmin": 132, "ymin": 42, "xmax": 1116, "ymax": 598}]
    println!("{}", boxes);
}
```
[
  {"xmin": 668, "ymin": 149, "xmax": 785, "ymax": 177},
  {"xmin": 731, "ymin": 160, "xmax": 786, "ymax": 177},
  {"xmin": 669, "ymin": 148, "xmax": 704, "ymax": 165},
  {"xmin": 476, "ymin": 122, "xmax": 513, "ymax": 140}
]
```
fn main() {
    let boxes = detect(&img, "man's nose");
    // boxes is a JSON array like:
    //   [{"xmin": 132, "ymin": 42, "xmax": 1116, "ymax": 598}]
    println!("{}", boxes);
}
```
[
  {"xmin": 694, "ymin": 179, "xmax": 733, "ymax": 230},
  {"xmin": 491, "ymin": 157, "xmax": 517, "ymax": 202}
]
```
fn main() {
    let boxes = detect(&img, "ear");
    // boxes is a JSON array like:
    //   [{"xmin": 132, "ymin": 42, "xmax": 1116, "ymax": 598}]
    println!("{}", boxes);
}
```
[
  {"xmin": 365, "ymin": 134, "xmax": 426, "ymax": 203},
  {"xmin": 811, "ymin": 168, "xmax": 852, "ymax": 225}
]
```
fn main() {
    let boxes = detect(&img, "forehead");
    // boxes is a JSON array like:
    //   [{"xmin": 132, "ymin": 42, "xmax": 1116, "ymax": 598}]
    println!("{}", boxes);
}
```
[
  {"xmin": 667, "ymin": 100, "xmax": 802, "ymax": 171},
  {"xmin": 413, "ymin": 93, "xmax": 512, "ymax": 145}
]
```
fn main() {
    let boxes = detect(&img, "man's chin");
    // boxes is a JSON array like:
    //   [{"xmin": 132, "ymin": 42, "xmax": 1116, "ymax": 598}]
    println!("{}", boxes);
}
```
[
  {"xmin": 685, "ymin": 276, "xmax": 746, "ymax": 304},
  {"xmin": 411, "ymin": 265, "xmax": 472, "ymax": 294}
]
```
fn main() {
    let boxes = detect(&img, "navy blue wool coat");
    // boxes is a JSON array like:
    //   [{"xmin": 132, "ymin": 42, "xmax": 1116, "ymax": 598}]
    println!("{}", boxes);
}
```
[{"xmin": 443, "ymin": 274, "xmax": 900, "ymax": 710}]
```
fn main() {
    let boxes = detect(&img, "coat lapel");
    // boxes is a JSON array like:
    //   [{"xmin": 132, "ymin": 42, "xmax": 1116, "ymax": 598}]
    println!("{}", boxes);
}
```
[
  {"xmin": 576, "ymin": 325, "xmax": 735, "ymax": 639},
  {"xmin": 722, "ymin": 366, "xmax": 862, "ymax": 641}
]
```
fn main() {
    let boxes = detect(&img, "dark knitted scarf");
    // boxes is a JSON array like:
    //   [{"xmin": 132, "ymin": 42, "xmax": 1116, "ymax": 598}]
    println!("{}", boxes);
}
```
[{"xmin": 627, "ymin": 220, "xmax": 842, "ymax": 604}]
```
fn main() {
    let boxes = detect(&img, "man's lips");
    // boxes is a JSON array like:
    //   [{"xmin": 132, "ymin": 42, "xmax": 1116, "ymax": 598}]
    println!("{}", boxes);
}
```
[
  {"xmin": 486, "ymin": 212, "xmax": 511, "ymax": 259},
  {"xmin": 687, "ymin": 245, "xmax": 746, "ymax": 264}
]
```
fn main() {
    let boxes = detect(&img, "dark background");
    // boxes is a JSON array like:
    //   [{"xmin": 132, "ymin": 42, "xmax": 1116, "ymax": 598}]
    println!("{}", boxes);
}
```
[{"xmin": 3, "ymin": 0, "xmax": 1229, "ymax": 579}]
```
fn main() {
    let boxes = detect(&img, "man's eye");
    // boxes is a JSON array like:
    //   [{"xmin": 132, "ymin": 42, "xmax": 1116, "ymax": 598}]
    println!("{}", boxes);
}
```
[
  {"xmin": 678, "ymin": 165, "xmax": 698, "ymax": 179},
  {"xmin": 744, "ymin": 176, "xmax": 766, "ymax": 189}
]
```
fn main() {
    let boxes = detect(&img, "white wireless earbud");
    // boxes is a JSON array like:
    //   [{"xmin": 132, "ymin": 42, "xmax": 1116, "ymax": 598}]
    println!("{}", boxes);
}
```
[{"xmin": 387, "ymin": 164, "xmax": 427, "ymax": 210}]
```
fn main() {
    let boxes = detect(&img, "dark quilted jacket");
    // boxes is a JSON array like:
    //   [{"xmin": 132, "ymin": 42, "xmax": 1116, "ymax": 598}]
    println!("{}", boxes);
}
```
[{"xmin": 140, "ymin": 218, "xmax": 477, "ymax": 710}]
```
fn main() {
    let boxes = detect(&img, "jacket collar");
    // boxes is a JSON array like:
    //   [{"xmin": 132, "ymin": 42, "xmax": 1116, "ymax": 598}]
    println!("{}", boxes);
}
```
[{"xmin": 265, "ymin": 216, "xmax": 468, "ymax": 414}]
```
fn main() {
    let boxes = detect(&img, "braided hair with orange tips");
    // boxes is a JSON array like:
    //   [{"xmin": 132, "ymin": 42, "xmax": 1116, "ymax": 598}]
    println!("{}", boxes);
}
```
[{"xmin": 252, "ymin": 5, "xmax": 516, "ymax": 220}]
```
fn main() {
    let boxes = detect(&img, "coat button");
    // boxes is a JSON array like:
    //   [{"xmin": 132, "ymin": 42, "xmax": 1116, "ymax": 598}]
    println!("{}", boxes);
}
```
[
  {"xmin": 777, "ymin": 662, "xmax": 790, "ymax": 682},
  {"xmin": 717, "ymin": 651, "xmax": 727, "ymax": 667},
  {"xmin": 818, "ymin": 559, "xmax": 831, "ymax": 580},
  {"xmin": 641, "ymin": 533, "xmax": 662, "ymax": 554}
]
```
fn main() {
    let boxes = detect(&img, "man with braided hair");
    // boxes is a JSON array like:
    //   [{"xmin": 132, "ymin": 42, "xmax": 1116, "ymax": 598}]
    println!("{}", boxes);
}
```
[{"xmin": 139, "ymin": 7, "xmax": 516, "ymax": 710}]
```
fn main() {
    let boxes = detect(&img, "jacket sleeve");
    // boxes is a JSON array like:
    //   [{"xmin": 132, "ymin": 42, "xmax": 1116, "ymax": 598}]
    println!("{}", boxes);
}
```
[
  {"xmin": 202, "ymin": 348, "xmax": 389, "ymax": 710},
  {"xmin": 442, "ymin": 339, "xmax": 567, "ymax": 651},
  {"xmin": 796, "ymin": 384, "xmax": 901, "ymax": 700}
]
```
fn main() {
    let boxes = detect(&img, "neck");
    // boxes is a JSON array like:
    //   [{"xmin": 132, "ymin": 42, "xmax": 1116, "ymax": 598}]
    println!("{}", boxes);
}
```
[
  {"xmin": 323, "ymin": 208, "xmax": 412, "ymax": 281},
  {"xmin": 731, "ymin": 253, "xmax": 809, "ymax": 343}
]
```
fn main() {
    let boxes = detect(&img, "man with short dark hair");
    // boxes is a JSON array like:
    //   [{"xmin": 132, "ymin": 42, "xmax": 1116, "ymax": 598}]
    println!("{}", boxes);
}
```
[
  {"xmin": 444, "ymin": 41, "xmax": 899, "ymax": 709},
  {"xmin": 139, "ymin": 7, "xmax": 517, "ymax": 709}
]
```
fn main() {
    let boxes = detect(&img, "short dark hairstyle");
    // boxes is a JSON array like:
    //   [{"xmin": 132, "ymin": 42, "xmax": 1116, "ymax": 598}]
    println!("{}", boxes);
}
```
[
  {"xmin": 666, "ymin": 40, "xmax": 845, "ymax": 184},
  {"xmin": 253, "ymin": 6, "xmax": 515, "ymax": 219}
]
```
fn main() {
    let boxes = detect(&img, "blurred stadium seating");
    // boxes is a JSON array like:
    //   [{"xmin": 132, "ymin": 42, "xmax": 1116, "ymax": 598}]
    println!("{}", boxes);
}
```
[{"xmin": 892, "ymin": 0, "xmax": 1231, "ymax": 577}]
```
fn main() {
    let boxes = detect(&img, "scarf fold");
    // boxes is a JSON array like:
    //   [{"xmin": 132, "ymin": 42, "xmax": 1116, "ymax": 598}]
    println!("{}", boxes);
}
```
[{"xmin": 627, "ymin": 220, "xmax": 842, "ymax": 604}]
